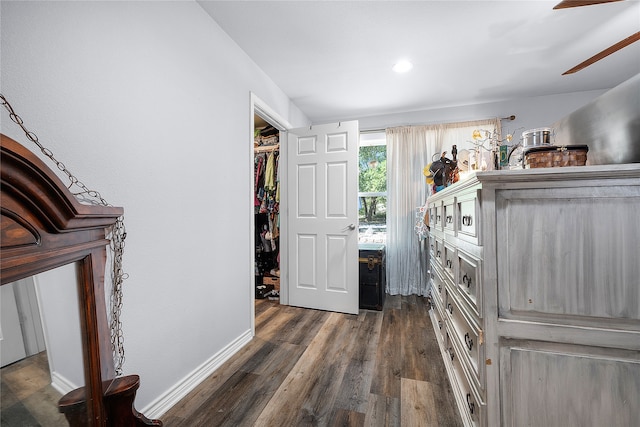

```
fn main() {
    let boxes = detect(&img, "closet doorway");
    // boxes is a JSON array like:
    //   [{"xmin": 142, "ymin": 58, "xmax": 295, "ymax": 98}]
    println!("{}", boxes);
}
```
[
  {"xmin": 250, "ymin": 94, "xmax": 291, "ymax": 335},
  {"xmin": 250, "ymin": 94, "xmax": 360, "ymax": 326}
]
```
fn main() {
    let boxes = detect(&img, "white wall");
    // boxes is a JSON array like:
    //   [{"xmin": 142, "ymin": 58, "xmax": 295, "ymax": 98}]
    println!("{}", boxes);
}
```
[
  {"xmin": 354, "ymin": 90, "xmax": 607, "ymax": 141},
  {"xmin": 36, "ymin": 264, "xmax": 84, "ymax": 392},
  {"xmin": 1, "ymin": 0, "xmax": 308, "ymax": 412}
]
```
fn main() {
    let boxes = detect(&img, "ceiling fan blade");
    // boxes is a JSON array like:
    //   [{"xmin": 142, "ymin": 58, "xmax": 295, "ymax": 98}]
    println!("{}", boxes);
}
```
[
  {"xmin": 563, "ymin": 31, "xmax": 640, "ymax": 75},
  {"xmin": 553, "ymin": 0, "xmax": 624, "ymax": 9}
]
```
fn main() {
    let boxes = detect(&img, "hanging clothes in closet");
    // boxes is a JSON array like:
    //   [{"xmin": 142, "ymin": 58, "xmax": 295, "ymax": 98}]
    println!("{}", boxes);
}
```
[{"xmin": 254, "ymin": 137, "xmax": 280, "ymax": 298}]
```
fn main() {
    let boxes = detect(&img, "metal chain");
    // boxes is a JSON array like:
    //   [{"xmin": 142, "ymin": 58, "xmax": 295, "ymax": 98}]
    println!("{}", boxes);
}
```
[
  {"xmin": 108, "ymin": 217, "xmax": 127, "ymax": 376},
  {"xmin": 1, "ymin": 94, "xmax": 126, "ymax": 376}
]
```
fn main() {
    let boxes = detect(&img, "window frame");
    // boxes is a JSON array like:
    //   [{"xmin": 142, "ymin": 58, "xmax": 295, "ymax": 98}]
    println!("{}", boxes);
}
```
[
  {"xmin": 358, "ymin": 131, "xmax": 387, "ymax": 243},
  {"xmin": 358, "ymin": 131, "xmax": 387, "ymax": 195}
]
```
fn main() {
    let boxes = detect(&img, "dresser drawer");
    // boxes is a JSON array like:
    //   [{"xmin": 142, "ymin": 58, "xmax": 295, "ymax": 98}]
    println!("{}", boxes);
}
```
[
  {"xmin": 431, "ymin": 266, "xmax": 446, "ymax": 304},
  {"xmin": 447, "ymin": 324, "xmax": 486, "ymax": 427},
  {"xmin": 434, "ymin": 203, "xmax": 443, "ymax": 229},
  {"xmin": 443, "ymin": 199, "xmax": 455, "ymax": 234},
  {"xmin": 428, "ymin": 204, "xmax": 437, "ymax": 228},
  {"xmin": 428, "ymin": 234, "xmax": 436, "ymax": 259},
  {"xmin": 443, "ymin": 243, "xmax": 456, "ymax": 280},
  {"xmin": 431, "ymin": 287, "xmax": 447, "ymax": 343},
  {"xmin": 457, "ymin": 190, "xmax": 480, "ymax": 244},
  {"xmin": 434, "ymin": 238, "xmax": 444, "ymax": 269},
  {"xmin": 457, "ymin": 249, "xmax": 482, "ymax": 319},
  {"xmin": 446, "ymin": 291, "xmax": 484, "ymax": 388}
]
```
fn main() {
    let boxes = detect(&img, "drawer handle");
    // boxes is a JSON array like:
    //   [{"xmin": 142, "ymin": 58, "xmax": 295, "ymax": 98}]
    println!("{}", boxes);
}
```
[
  {"xmin": 438, "ymin": 320, "xmax": 443, "ymax": 330},
  {"xmin": 438, "ymin": 284, "xmax": 442, "ymax": 293},
  {"xmin": 430, "ymin": 244, "xmax": 435, "ymax": 250},
  {"xmin": 436, "ymin": 250, "xmax": 441, "ymax": 257},
  {"xmin": 463, "ymin": 273, "xmax": 472, "ymax": 287},
  {"xmin": 436, "ymin": 215, "xmax": 441, "ymax": 222},
  {"xmin": 466, "ymin": 393, "xmax": 475, "ymax": 415},
  {"xmin": 464, "ymin": 332, "xmax": 474, "ymax": 351},
  {"xmin": 446, "ymin": 215, "xmax": 453, "ymax": 224},
  {"xmin": 462, "ymin": 215, "xmax": 473, "ymax": 226},
  {"xmin": 447, "ymin": 303, "xmax": 453, "ymax": 315},
  {"xmin": 448, "ymin": 348, "xmax": 455, "ymax": 361},
  {"xmin": 446, "ymin": 259, "xmax": 452, "ymax": 268}
]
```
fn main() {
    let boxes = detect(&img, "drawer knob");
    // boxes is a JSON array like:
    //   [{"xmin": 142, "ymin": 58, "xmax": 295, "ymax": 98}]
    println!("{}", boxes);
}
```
[
  {"xmin": 438, "ymin": 320, "xmax": 443, "ymax": 330},
  {"xmin": 436, "ymin": 250, "xmax": 441, "ymax": 257},
  {"xmin": 447, "ymin": 303, "xmax": 453, "ymax": 315},
  {"xmin": 438, "ymin": 284, "xmax": 442, "ymax": 293},
  {"xmin": 466, "ymin": 393, "xmax": 475, "ymax": 415},
  {"xmin": 463, "ymin": 273, "xmax": 472, "ymax": 287},
  {"xmin": 462, "ymin": 215, "xmax": 473, "ymax": 226},
  {"xmin": 464, "ymin": 332, "xmax": 474, "ymax": 351},
  {"xmin": 448, "ymin": 348, "xmax": 455, "ymax": 361}
]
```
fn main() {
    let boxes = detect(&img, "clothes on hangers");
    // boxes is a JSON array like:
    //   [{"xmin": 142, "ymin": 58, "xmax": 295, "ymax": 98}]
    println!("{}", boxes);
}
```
[
  {"xmin": 254, "ymin": 135, "xmax": 280, "ymax": 281},
  {"xmin": 264, "ymin": 150, "xmax": 276, "ymax": 192},
  {"xmin": 254, "ymin": 153, "xmax": 265, "ymax": 207},
  {"xmin": 254, "ymin": 149, "xmax": 279, "ymax": 216}
]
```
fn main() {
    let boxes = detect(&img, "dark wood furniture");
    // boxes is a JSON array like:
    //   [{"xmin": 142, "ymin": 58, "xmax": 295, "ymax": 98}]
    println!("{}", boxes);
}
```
[
  {"xmin": 358, "ymin": 243, "xmax": 386, "ymax": 310},
  {"xmin": 1, "ymin": 134, "xmax": 161, "ymax": 426}
]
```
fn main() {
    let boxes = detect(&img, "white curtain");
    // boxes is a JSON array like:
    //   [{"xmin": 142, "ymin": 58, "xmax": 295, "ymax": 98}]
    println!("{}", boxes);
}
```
[{"xmin": 385, "ymin": 118, "xmax": 499, "ymax": 296}]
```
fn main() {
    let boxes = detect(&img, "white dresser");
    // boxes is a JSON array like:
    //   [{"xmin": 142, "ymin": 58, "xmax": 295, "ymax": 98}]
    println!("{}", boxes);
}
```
[{"xmin": 426, "ymin": 164, "xmax": 640, "ymax": 426}]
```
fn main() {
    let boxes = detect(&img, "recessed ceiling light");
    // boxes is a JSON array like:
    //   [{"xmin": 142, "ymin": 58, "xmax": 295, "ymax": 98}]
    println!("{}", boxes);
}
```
[{"xmin": 392, "ymin": 60, "xmax": 413, "ymax": 73}]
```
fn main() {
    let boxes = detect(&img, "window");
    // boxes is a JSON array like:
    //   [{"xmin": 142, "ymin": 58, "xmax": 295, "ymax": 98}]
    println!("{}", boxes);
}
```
[{"xmin": 358, "ymin": 131, "xmax": 387, "ymax": 244}]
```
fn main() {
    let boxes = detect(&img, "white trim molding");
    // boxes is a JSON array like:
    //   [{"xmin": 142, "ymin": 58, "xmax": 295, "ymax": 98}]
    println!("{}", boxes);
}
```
[
  {"xmin": 141, "ymin": 329, "xmax": 253, "ymax": 419},
  {"xmin": 249, "ymin": 92, "xmax": 293, "ymax": 326},
  {"xmin": 51, "ymin": 371, "xmax": 79, "ymax": 396}
]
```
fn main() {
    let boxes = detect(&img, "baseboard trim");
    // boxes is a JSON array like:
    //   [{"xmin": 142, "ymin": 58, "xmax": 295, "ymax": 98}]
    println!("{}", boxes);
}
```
[
  {"xmin": 140, "ymin": 329, "xmax": 253, "ymax": 419},
  {"xmin": 50, "ymin": 371, "xmax": 78, "ymax": 396}
]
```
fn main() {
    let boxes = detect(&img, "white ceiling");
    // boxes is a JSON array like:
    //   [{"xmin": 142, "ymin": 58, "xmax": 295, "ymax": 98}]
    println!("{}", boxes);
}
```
[{"xmin": 198, "ymin": 0, "xmax": 640, "ymax": 123}]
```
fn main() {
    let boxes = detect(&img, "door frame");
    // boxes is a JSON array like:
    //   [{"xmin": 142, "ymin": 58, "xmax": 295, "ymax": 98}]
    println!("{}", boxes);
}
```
[{"xmin": 249, "ymin": 93, "xmax": 293, "ymax": 335}]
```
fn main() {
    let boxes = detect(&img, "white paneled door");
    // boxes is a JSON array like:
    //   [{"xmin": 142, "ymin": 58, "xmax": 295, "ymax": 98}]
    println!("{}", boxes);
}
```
[{"xmin": 287, "ymin": 121, "xmax": 359, "ymax": 314}]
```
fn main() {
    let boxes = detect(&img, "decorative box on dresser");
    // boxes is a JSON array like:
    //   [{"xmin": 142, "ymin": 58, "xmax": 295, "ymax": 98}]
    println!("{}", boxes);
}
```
[{"xmin": 426, "ymin": 164, "xmax": 640, "ymax": 427}]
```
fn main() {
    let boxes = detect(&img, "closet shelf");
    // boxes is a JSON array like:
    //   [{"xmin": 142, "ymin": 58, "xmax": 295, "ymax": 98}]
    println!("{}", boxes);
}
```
[{"xmin": 254, "ymin": 143, "xmax": 279, "ymax": 153}]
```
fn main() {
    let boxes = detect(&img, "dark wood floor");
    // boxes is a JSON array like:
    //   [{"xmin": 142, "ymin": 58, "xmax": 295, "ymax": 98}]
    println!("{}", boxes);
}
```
[
  {"xmin": 0, "ymin": 295, "xmax": 461, "ymax": 426},
  {"xmin": 162, "ymin": 294, "xmax": 462, "ymax": 427}
]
